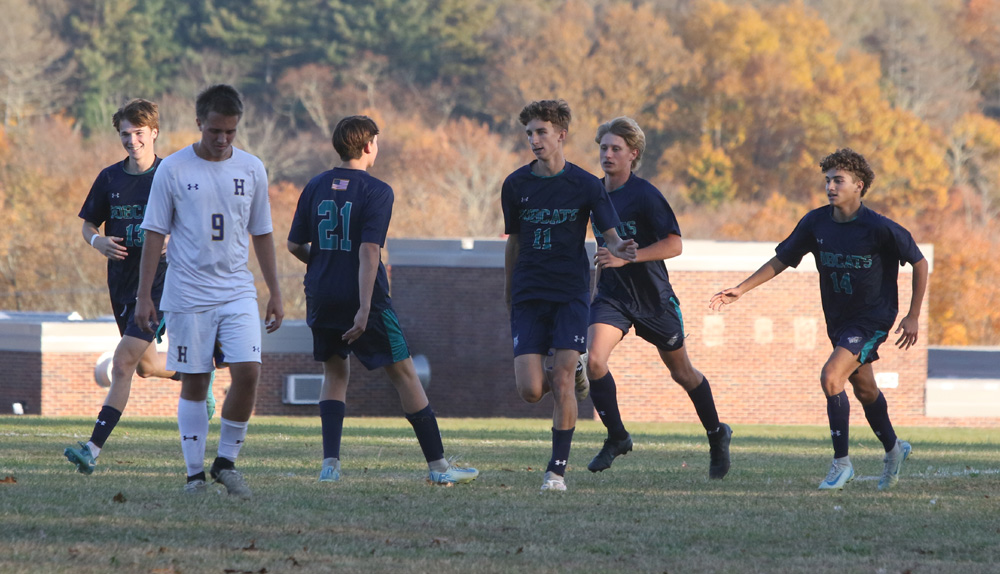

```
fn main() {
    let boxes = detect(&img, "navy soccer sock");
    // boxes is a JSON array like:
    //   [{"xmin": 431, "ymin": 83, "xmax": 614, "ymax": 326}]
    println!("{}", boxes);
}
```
[
  {"xmin": 90, "ymin": 405, "xmax": 122, "ymax": 449},
  {"xmin": 826, "ymin": 391, "xmax": 851, "ymax": 459},
  {"xmin": 546, "ymin": 427, "xmax": 575, "ymax": 476},
  {"xmin": 687, "ymin": 377, "xmax": 721, "ymax": 433},
  {"xmin": 590, "ymin": 372, "xmax": 628, "ymax": 440},
  {"xmin": 405, "ymin": 405, "xmax": 445, "ymax": 463},
  {"xmin": 862, "ymin": 391, "xmax": 898, "ymax": 452},
  {"xmin": 319, "ymin": 399, "xmax": 346, "ymax": 460}
]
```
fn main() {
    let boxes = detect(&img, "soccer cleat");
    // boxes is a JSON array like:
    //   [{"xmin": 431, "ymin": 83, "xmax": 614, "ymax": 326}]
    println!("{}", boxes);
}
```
[
  {"xmin": 64, "ymin": 442, "xmax": 96, "ymax": 475},
  {"xmin": 540, "ymin": 471, "xmax": 567, "ymax": 492},
  {"xmin": 708, "ymin": 423, "xmax": 733, "ymax": 479},
  {"xmin": 206, "ymin": 370, "xmax": 216, "ymax": 420},
  {"xmin": 587, "ymin": 434, "xmax": 633, "ymax": 472},
  {"xmin": 184, "ymin": 479, "xmax": 207, "ymax": 494},
  {"xmin": 574, "ymin": 352, "xmax": 590, "ymax": 400},
  {"xmin": 429, "ymin": 464, "xmax": 479, "ymax": 485},
  {"xmin": 211, "ymin": 467, "xmax": 252, "ymax": 499},
  {"xmin": 319, "ymin": 458, "xmax": 341, "ymax": 482},
  {"xmin": 818, "ymin": 457, "xmax": 855, "ymax": 490},
  {"xmin": 877, "ymin": 439, "xmax": 912, "ymax": 491}
]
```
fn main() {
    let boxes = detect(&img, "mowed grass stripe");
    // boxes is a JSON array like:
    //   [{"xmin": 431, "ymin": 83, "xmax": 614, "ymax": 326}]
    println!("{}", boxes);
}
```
[{"xmin": 1, "ymin": 416, "xmax": 998, "ymax": 574}]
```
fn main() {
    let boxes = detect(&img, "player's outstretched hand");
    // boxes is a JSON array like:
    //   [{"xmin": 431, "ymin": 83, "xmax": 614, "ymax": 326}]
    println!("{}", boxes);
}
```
[
  {"xmin": 342, "ymin": 308, "xmax": 368, "ymax": 344},
  {"xmin": 709, "ymin": 288, "xmax": 743, "ymax": 311},
  {"xmin": 95, "ymin": 236, "xmax": 128, "ymax": 261},
  {"xmin": 264, "ymin": 294, "xmax": 284, "ymax": 333},
  {"xmin": 594, "ymin": 247, "xmax": 627, "ymax": 269},
  {"xmin": 135, "ymin": 296, "xmax": 157, "ymax": 334},
  {"xmin": 895, "ymin": 315, "xmax": 919, "ymax": 350}
]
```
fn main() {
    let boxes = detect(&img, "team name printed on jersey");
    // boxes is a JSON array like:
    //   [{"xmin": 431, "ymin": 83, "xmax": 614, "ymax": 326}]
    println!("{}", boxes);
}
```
[
  {"xmin": 593, "ymin": 220, "xmax": 638, "ymax": 239},
  {"xmin": 518, "ymin": 208, "xmax": 580, "ymax": 225},
  {"xmin": 820, "ymin": 250, "xmax": 873, "ymax": 270}
]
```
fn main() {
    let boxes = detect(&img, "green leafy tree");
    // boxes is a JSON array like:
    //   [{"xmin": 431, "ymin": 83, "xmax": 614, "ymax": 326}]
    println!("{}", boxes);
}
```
[{"xmin": 69, "ymin": 0, "xmax": 192, "ymax": 134}]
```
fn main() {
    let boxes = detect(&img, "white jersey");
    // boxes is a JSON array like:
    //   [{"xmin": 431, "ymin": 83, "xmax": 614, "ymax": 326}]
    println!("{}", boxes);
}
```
[{"xmin": 142, "ymin": 145, "xmax": 272, "ymax": 312}]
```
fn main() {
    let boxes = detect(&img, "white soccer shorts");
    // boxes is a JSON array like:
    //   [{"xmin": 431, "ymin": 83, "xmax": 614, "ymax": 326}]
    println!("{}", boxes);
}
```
[{"xmin": 164, "ymin": 297, "xmax": 262, "ymax": 373}]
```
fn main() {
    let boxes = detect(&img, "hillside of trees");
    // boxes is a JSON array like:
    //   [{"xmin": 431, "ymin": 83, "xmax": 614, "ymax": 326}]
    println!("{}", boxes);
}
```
[{"xmin": 1, "ymin": 0, "xmax": 999, "ymax": 345}]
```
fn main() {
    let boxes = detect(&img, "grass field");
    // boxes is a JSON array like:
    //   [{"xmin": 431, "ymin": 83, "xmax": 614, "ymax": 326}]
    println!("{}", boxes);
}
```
[{"xmin": 1, "ymin": 416, "xmax": 998, "ymax": 574}]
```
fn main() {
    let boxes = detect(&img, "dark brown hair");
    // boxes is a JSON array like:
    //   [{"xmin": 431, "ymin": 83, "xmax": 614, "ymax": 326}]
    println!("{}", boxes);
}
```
[
  {"xmin": 112, "ymin": 99, "xmax": 159, "ymax": 132},
  {"xmin": 332, "ymin": 116, "xmax": 380, "ymax": 161},
  {"xmin": 819, "ymin": 148, "xmax": 875, "ymax": 196}
]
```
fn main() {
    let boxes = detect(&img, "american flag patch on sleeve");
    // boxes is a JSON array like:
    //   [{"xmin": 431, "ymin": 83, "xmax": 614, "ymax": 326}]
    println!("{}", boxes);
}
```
[{"xmin": 331, "ymin": 179, "xmax": 349, "ymax": 190}]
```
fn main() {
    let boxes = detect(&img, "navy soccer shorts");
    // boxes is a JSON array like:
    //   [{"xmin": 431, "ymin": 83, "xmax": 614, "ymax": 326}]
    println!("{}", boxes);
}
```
[
  {"xmin": 590, "ymin": 294, "xmax": 686, "ymax": 352},
  {"xmin": 509, "ymin": 298, "xmax": 589, "ymax": 357},
  {"xmin": 112, "ymin": 300, "xmax": 162, "ymax": 343},
  {"xmin": 830, "ymin": 325, "xmax": 889, "ymax": 365},
  {"xmin": 311, "ymin": 307, "xmax": 410, "ymax": 370}
]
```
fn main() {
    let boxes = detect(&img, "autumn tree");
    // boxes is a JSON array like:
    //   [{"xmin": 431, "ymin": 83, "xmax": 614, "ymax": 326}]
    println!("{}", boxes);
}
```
[
  {"xmin": 492, "ymin": 0, "xmax": 697, "ymax": 168},
  {"xmin": 0, "ymin": 0, "xmax": 72, "ymax": 127}
]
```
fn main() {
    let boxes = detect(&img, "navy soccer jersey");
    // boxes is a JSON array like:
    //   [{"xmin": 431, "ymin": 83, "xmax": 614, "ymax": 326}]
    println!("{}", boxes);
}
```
[
  {"xmin": 501, "ymin": 161, "xmax": 620, "ymax": 304},
  {"xmin": 288, "ymin": 167, "xmax": 393, "ymax": 329},
  {"xmin": 78, "ymin": 157, "xmax": 167, "ymax": 305},
  {"xmin": 774, "ymin": 204, "xmax": 924, "ymax": 336},
  {"xmin": 593, "ymin": 173, "xmax": 681, "ymax": 314}
]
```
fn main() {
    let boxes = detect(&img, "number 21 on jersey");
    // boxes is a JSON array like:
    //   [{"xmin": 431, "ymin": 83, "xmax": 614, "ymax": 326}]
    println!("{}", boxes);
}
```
[{"xmin": 318, "ymin": 200, "xmax": 353, "ymax": 251}]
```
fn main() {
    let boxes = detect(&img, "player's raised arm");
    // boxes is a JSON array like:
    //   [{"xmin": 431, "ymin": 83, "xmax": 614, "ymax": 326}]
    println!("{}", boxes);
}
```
[
  {"xmin": 895, "ymin": 258, "xmax": 928, "ymax": 350},
  {"xmin": 82, "ymin": 220, "xmax": 127, "ymax": 261},
  {"xmin": 600, "ymin": 228, "xmax": 637, "ymax": 262},
  {"xmin": 595, "ymin": 234, "xmax": 681, "ymax": 270},
  {"xmin": 709, "ymin": 256, "xmax": 788, "ymax": 311}
]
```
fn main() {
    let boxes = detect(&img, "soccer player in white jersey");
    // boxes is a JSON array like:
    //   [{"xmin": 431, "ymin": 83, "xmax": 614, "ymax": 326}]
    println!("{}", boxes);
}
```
[{"xmin": 135, "ymin": 84, "xmax": 284, "ymax": 498}]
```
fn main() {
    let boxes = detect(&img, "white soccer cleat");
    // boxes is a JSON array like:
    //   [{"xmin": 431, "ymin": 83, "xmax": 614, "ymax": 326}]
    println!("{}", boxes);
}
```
[
  {"xmin": 878, "ymin": 440, "xmax": 912, "ymax": 491},
  {"xmin": 818, "ymin": 457, "xmax": 854, "ymax": 490},
  {"xmin": 540, "ymin": 471, "xmax": 567, "ymax": 492}
]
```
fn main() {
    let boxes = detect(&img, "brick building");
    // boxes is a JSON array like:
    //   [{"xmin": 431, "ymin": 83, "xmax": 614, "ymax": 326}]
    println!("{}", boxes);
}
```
[{"xmin": 1, "ymin": 238, "xmax": 997, "ymax": 427}]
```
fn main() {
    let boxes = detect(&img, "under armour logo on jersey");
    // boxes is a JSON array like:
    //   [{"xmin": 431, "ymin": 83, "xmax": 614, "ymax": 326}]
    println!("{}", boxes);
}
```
[
  {"xmin": 252, "ymin": 346, "xmax": 260, "ymax": 353},
  {"xmin": 233, "ymin": 178, "xmax": 245, "ymax": 196},
  {"xmin": 111, "ymin": 193, "xmax": 120, "ymax": 198},
  {"xmin": 817, "ymin": 238, "xmax": 824, "ymax": 244},
  {"xmin": 187, "ymin": 183, "xmax": 199, "ymax": 190},
  {"xmin": 554, "ymin": 459, "xmax": 567, "ymax": 466},
  {"xmin": 520, "ymin": 196, "xmax": 529, "ymax": 203},
  {"xmin": 182, "ymin": 435, "xmax": 199, "ymax": 441},
  {"xmin": 574, "ymin": 335, "xmax": 585, "ymax": 343}
]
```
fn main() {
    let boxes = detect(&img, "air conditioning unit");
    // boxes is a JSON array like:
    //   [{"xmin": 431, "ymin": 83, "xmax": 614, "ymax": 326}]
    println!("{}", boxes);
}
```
[{"xmin": 283, "ymin": 374, "xmax": 324, "ymax": 404}]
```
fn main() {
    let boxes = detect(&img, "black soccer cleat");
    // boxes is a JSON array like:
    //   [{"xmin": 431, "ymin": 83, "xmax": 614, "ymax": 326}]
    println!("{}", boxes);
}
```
[
  {"xmin": 707, "ymin": 423, "xmax": 732, "ymax": 479},
  {"xmin": 587, "ymin": 433, "xmax": 633, "ymax": 472}
]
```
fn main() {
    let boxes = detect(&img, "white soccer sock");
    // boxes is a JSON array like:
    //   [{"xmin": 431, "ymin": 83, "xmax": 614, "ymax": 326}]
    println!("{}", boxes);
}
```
[
  {"xmin": 218, "ymin": 418, "xmax": 248, "ymax": 462},
  {"xmin": 428, "ymin": 458, "xmax": 449, "ymax": 473},
  {"xmin": 178, "ymin": 398, "xmax": 209, "ymax": 477},
  {"xmin": 86, "ymin": 441, "xmax": 101, "ymax": 458}
]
